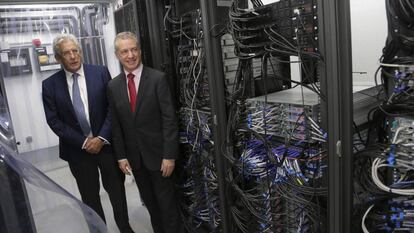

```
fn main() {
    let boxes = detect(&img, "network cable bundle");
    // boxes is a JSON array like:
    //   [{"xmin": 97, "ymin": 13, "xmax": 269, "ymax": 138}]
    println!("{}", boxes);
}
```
[
  {"xmin": 229, "ymin": 0, "xmax": 319, "ymax": 83},
  {"xmin": 226, "ymin": 134, "xmax": 326, "ymax": 233},
  {"xmin": 353, "ymin": 121, "xmax": 414, "ymax": 233},
  {"xmin": 353, "ymin": 1, "xmax": 414, "ymax": 232},
  {"xmin": 164, "ymin": 5, "xmax": 221, "ymax": 232},
  {"xmin": 178, "ymin": 108, "xmax": 220, "ymax": 232},
  {"xmin": 237, "ymin": 88, "xmax": 326, "ymax": 233},
  {"xmin": 221, "ymin": 33, "xmax": 287, "ymax": 95},
  {"xmin": 224, "ymin": 0, "xmax": 327, "ymax": 232},
  {"xmin": 246, "ymin": 87, "xmax": 322, "ymax": 142}
]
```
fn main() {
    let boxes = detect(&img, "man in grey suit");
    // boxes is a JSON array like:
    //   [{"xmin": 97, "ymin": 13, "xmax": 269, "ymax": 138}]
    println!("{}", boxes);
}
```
[{"xmin": 107, "ymin": 32, "xmax": 182, "ymax": 233}]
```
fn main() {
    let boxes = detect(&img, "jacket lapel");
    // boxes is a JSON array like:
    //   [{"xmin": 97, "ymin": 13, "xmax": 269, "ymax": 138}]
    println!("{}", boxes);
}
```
[
  {"xmin": 83, "ymin": 65, "xmax": 93, "ymax": 120},
  {"xmin": 58, "ymin": 70, "xmax": 78, "ymax": 119},
  {"xmin": 118, "ymin": 72, "xmax": 135, "ymax": 119},
  {"xmin": 134, "ymin": 66, "xmax": 148, "ymax": 116}
]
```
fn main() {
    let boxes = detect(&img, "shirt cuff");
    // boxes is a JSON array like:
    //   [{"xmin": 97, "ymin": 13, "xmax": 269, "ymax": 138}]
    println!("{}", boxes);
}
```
[
  {"xmin": 81, "ymin": 138, "xmax": 88, "ymax": 149},
  {"xmin": 118, "ymin": 158, "xmax": 128, "ymax": 162},
  {"xmin": 98, "ymin": 136, "xmax": 110, "ymax": 145}
]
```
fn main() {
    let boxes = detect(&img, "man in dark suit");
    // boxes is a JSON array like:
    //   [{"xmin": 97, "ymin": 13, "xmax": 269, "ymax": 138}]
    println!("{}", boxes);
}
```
[
  {"xmin": 42, "ymin": 34, "xmax": 134, "ymax": 233},
  {"xmin": 107, "ymin": 32, "xmax": 182, "ymax": 233}
]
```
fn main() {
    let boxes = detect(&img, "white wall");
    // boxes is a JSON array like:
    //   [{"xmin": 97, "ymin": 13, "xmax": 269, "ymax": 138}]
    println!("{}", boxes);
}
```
[
  {"xmin": 350, "ymin": 0, "xmax": 387, "ymax": 86},
  {"xmin": 0, "ymin": 32, "xmax": 61, "ymax": 153}
]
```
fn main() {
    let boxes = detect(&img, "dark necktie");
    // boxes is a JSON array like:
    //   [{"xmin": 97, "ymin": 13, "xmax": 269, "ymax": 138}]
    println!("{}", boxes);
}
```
[
  {"xmin": 72, "ymin": 73, "xmax": 91, "ymax": 136},
  {"xmin": 127, "ymin": 73, "xmax": 137, "ymax": 112}
]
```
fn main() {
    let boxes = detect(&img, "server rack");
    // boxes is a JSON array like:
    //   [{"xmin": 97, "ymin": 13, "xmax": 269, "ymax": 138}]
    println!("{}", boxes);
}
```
[{"xmin": 129, "ymin": 0, "xmax": 355, "ymax": 232}]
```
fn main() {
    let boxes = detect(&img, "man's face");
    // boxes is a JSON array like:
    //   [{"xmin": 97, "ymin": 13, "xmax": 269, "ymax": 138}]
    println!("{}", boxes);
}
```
[
  {"xmin": 56, "ymin": 40, "xmax": 82, "ymax": 73},
  {"xmin": 115, "ymin": 38, "xmax": 141, "ymax": 73}
]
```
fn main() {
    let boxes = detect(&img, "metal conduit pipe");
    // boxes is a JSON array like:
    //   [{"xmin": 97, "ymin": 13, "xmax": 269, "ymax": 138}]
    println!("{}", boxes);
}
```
[{"xmin": 0, "ymin": 16, "xmax": 79, "ymax": 36}]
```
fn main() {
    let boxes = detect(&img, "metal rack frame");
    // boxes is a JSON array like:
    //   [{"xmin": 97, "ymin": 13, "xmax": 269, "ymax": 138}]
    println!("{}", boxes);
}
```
[{"xmin": 317, "ymin": 0, "xmax": 353, "ymax": 232}]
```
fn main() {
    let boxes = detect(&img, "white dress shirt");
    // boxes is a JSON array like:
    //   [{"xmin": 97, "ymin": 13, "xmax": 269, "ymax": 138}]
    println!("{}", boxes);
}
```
[
  {"xmin": 65, "ymin": 66, "xmax": 91, "ymax": 126},
  {"xmin": 64, "ymin": 65, "xmax": 108, "ymax": 148}
]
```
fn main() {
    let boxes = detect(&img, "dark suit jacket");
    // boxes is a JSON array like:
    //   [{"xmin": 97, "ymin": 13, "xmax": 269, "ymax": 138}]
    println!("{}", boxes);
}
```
[
  {"xmin": 42, "ymin": 64, "xmax": 112, "ymax": 163},
  {"xmin": 107, "ymin": 66, "xmax": 179, "ymax": 171}
]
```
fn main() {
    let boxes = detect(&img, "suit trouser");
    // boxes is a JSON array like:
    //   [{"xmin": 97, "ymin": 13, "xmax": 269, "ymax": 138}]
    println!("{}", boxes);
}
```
[
  {"xmin": 68, "ymin": 146, "xmax": 131, "ymax": 232},
  {"xmin": 132, "ymin": 166, "xmax": 183, "ymax": 233}
]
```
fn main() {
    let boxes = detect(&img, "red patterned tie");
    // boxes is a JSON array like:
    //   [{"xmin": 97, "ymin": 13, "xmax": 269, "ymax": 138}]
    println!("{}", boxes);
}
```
[{"xmin": 127, "ymin": 73, "xmax": 136, "ymax": 112}]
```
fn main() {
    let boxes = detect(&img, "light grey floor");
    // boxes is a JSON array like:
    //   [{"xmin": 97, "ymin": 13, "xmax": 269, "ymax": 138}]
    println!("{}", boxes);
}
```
[{"xmin": 18, "ymin": 146, "xmax": 154, "ymax": 233}]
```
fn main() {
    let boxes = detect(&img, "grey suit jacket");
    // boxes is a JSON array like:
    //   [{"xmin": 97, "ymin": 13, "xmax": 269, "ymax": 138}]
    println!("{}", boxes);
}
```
[{"xmin": 107, "ymin": 66, "xmax": 179, "ymax": 171}]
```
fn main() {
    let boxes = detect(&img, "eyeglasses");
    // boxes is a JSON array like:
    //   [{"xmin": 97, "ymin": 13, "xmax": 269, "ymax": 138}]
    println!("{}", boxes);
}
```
[
  {"xmin": 118, "ymin": 47, "xmax": 139, "ymax": 57},
  {"xmin": 61, "ymin": 49, "xmax": 80, "ymax": 58}
]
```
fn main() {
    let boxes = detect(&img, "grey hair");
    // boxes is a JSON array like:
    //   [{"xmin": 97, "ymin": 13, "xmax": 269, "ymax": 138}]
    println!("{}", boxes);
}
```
[
  {"xmin": 114, "ymin": 31, "xmax": 140, "ymax": 52},
  {"xmin": 53, "ymin": 34, "xmax": 81, "ymax": 57}
]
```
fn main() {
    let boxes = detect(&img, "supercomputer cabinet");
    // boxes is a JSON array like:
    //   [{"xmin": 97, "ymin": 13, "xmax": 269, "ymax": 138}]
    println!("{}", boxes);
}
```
[{"xmin": 124, "ymin": 0, "xmax": 356, "ymax": 233}]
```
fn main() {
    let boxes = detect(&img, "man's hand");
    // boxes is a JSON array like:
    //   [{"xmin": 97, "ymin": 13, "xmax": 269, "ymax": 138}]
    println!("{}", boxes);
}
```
[
  {"xmin": 84, "ymin": 137, "xmax": 104, "ymax": 154},
  {"xmin": 118, "ymin": 159, "xmax": 132, "ymax": 175},
  {"xmin": 161, "ymin": 159, "xmax": 175, "ymax": 177}
]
